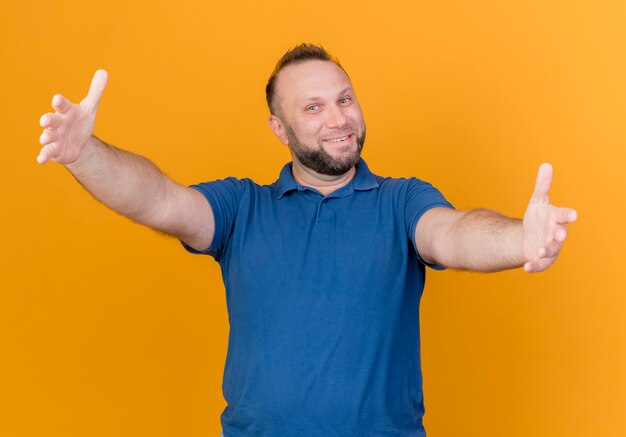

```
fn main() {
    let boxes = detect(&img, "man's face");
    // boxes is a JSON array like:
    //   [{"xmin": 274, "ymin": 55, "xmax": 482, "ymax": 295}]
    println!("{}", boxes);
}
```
[{"xmin": 271, "ymin": 60, "xmax": 366, "ymax": 176}]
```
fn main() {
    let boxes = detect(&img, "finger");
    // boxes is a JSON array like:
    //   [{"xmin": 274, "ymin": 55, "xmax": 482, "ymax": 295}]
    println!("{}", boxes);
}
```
[
  {"xmin": 39, "ymin": 112, "xmax": 62, "ymax": 129},
  {"xmin": 555, "ymin": 207, "xmax": 578, "ymax": 224},
  {"xmin": 39, "ymin": 129, "xmax": 58, "ymax": 145},
  {"xmin": 36, "ymin": 143, "xmax": 59, "ymax": 164},
  {"xmin": 84, "ymin": 69, "xmax": 108, "ymax": 112},
  {"xmin": 554, "ymin": 225, "xmax": 568, "ymax": 243},
  {"xmin": 524, "ymin": 257, "xmax": 554, "ymax": 273},
  {"xmin": 52, "ymin": 94, "xmax": 72, "ymax": 114},
  {"xmin": 538, "ymin": 240, "xmax": 562, "ymax": 259},
  {"xmin": 531, "ymin": 162, "xmax": 553, "ymax": 201}
]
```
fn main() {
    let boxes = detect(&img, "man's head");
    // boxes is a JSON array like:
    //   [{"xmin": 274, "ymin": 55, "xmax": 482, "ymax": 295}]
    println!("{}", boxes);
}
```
[{"xmin": 266, "ymin": 44, "xmax": 366, "ymax": 176}]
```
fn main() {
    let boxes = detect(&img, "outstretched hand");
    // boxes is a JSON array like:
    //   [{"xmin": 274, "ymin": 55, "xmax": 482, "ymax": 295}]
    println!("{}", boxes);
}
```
[
  {"xmin": 522, "ymin": 163, "xmax": 577, "ymax": 273},
  {"xmin": 37, "ymin": 69, "xmax": 108, "ymax": 164}
]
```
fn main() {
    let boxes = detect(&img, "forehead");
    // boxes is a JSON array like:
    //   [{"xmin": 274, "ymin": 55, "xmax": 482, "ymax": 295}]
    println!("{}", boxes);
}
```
[{"xmin": 275, "ymin": 60, "xmax": 353, "ymax": 105}]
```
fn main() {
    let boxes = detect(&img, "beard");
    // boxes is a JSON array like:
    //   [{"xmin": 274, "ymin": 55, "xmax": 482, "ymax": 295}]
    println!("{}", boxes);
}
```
[{"xmin": 285, "ymin": 123, "xmax": 366, "ymax": 176}]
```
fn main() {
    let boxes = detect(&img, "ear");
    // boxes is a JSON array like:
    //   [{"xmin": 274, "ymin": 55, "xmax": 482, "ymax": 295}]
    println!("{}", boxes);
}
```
[{"xmin": 269, "ymin": 114, "xmax": 289, "ymax": 145}]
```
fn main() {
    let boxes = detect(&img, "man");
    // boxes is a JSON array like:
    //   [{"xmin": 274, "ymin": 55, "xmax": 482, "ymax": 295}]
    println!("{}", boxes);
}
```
[{"xmin": 37, "ymin": 44, "xmax": 577, "ymax": 436}]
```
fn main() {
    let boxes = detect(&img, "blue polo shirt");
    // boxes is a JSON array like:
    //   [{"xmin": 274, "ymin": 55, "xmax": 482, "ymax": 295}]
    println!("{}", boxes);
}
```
[{"xmin": 183, "ymin": 159, "xmax": 453, "ymax": 437}]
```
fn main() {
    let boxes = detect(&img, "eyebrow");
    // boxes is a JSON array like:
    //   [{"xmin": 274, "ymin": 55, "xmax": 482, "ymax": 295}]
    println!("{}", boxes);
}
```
[{"xmin": 301, "ymin": 87, "xmax": 354, "ymax": 102}]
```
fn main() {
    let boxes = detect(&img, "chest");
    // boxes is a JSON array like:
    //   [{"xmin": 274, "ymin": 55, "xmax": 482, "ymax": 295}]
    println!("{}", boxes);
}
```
[{"xmin": 223, "ymin": 190, "xmax": 414, "ymax": 290}]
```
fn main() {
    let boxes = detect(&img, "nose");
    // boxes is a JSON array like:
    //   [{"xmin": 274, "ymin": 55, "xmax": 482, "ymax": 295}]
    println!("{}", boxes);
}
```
[{"xmin": 325, "ymin": 104, "xmax": 348, "ymax": 129}]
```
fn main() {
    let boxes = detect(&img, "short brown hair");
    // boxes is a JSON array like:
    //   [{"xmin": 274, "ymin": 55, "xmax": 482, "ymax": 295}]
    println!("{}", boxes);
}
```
[{"xmin": 265, "ymin": 43, "xmax": 347, "ymax": 115}]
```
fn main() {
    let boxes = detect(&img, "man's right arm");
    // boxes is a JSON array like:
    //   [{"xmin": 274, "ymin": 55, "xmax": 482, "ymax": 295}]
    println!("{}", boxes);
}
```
[{"xmin": 37, "ymin": 70, "xmax": 214, "ymax": 252}]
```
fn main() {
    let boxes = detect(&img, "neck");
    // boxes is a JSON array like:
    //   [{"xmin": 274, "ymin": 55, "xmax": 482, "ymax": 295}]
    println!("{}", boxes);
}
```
[{"xmin": 291, "ymin": 159, "xmax": 357, "ymax": 196}]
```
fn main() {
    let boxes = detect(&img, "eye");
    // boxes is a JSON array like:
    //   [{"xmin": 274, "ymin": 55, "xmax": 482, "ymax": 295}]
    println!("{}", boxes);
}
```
[
  {"xmin": 339, "ymin": 97, "xmax": 352, "ymax": 105},
  {"xmin": 306, "ymin": 104, "xmax": 319, "ymax": 112}
]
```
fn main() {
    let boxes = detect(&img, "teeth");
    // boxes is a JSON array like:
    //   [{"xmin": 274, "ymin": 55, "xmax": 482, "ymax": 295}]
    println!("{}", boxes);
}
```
[{"xmin": 326, "ymin": 135, "xmax": 349, "ymax": 143}]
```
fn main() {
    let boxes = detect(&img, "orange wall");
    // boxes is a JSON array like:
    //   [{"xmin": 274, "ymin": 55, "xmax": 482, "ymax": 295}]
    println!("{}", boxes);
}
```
[{"xmin": 2, "ymin": 1, "xmax": 625, "ymax": 436}]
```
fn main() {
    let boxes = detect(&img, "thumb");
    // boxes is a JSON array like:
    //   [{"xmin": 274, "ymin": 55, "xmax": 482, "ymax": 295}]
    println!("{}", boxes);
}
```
[
  {"xmin": 531, "ymin": 162, "xmax": 553, "ymax": 201},
  {"xmin": 83, "ymin": 69, "xmax": 108, "ymax": 112}
]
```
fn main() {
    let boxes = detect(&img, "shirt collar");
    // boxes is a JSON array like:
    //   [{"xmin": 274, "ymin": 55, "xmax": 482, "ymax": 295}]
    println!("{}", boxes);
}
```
[{"xmin": 275, "ymin": 158, "xmax": 379, "ymax": 199}]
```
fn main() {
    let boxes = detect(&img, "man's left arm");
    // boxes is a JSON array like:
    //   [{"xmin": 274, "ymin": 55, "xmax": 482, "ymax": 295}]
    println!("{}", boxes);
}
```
[{"xmin": 415, "ymin": 163, "xmax": 578, "ymax": 273}]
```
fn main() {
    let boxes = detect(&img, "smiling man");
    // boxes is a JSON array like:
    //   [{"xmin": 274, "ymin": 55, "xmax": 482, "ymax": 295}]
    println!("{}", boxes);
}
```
[
  {"xmin": 37, "ymin": 44, "xmax": 577, "ymax": 436},
  {"xmin": 266, "ymin": 51, "xmax": 366, "ymax": 180}
]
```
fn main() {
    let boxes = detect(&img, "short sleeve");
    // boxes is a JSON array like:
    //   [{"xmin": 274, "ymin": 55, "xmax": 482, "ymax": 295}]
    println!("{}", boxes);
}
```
[
  {"xmin": 180, "ymin": 177, "xmax": 247, "ymax": 261},
  {"xmin": 404, "ymin": 178, "xmax": 455, "ymax": 270}
]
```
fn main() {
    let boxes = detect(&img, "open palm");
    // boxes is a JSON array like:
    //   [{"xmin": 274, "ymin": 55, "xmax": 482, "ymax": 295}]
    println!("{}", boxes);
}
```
[
  {"xmin": 37, "ymin": 69, "xmax": 108, "ymax": 164},
  {"xmin": 522, "ymin": 163, "xmax": 578, "ymax": 273}
]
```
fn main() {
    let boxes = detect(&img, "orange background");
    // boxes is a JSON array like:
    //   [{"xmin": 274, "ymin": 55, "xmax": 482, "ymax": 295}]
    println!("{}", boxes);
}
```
[{"xmin": 2, "ymin": 0, "xmax": 625, "ymax": 436}]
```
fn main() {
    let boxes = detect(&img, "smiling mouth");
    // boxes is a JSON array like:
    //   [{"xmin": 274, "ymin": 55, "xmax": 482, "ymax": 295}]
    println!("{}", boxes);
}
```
[{"xmin": 322, "ymin": 134, "xmax": 352, "ymax": 144}]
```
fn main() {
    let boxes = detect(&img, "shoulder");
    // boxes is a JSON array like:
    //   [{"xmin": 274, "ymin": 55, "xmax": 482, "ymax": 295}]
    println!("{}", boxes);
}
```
[
  {"xmin": 191, "ymin": 176, "xmax": 260, "ymax": 194},
  {"xmin": 376, "ymin": 175, "xmax": 434, "ymax": 196}
]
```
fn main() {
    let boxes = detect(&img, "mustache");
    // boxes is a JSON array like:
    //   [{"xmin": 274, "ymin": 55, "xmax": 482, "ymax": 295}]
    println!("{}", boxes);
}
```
[{"xmin": 321, "ymin": 131, "xmax": 355, "ymax": 139}]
